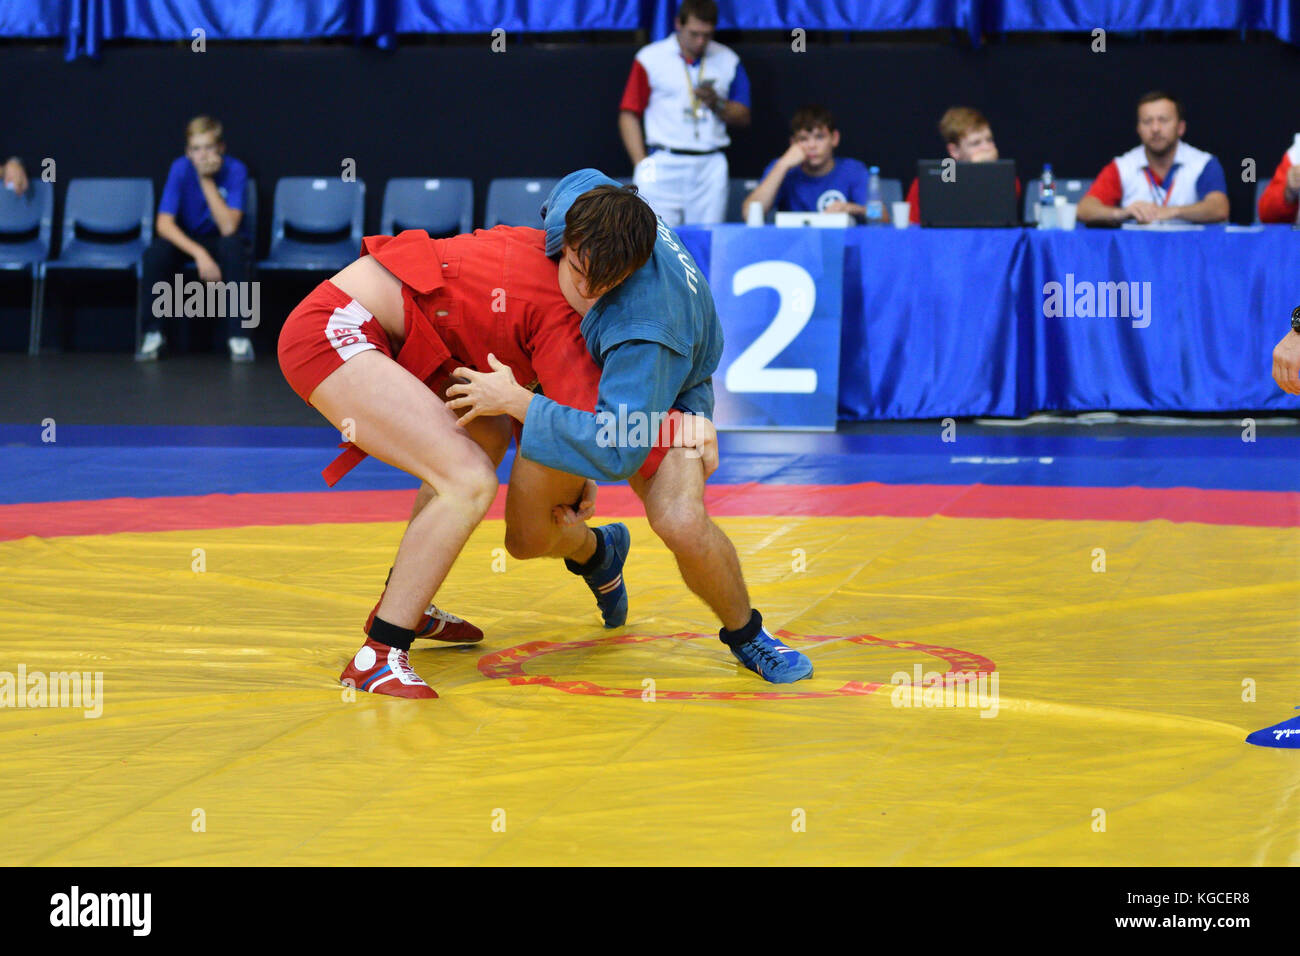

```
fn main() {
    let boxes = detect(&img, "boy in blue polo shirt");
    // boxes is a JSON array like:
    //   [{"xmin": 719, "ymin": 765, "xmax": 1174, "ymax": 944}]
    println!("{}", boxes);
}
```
[
  {"xmin": 742, "ymin": 105, "xmax": 869, "ymax": 221},
  {"xmin": 137, "ymin": 115, "xmax": 253, "ymax": 362}
]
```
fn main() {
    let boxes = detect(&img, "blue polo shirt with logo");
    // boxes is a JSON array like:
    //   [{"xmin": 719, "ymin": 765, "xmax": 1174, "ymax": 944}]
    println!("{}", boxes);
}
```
[
  {"xmin": 158, "ymin": 156, "xmax": 248, "ymax": 236},
  {"xmin": 763, "ymin": 157, "xmax": 870, "ymax": 212}
]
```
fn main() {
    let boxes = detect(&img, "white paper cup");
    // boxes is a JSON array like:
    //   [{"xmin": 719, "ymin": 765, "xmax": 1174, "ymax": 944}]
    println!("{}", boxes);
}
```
[
  {"xmin": 891, "ymin": 202, "xmax": 911, "ymax": 229},
  {"xmin": 1058, "ymin": 203, "xmax": 1078, "ymax": 231}
]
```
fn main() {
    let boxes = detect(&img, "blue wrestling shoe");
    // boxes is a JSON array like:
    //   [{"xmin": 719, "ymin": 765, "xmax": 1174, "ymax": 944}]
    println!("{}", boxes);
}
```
[
  {"xmin": 727, "ymin": 622, "xmax": 814, "ymax": 684},
  {"xmin": 566, "ymin": 523, "xmax": 629, "ymax": 628}
]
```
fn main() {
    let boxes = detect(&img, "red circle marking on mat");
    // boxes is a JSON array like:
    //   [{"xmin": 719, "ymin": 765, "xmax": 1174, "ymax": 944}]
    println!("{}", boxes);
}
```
[{"xmin": 477, "ymin": 629, "xmax": 996, "ymax": 701}]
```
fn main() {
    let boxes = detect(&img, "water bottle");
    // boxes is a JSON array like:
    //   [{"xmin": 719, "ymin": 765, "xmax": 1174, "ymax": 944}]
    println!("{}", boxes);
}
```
[
  {"xmin": 1038, "ymin": 163, "xmax": 1057, "ymax": 229},
  {"xmin": 866, "ymin": 166, "xmax": 884, "ymax": 225}
]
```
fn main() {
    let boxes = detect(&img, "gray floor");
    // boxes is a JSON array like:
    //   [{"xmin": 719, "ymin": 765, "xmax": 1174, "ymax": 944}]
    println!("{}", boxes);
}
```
[
  {"xmin": 0, "ymin": 352, "xmax": 1292, "ymax": 438},
  {"xmin": 0, "ymin": 353, "xmax": 320, "ymax": 426}
]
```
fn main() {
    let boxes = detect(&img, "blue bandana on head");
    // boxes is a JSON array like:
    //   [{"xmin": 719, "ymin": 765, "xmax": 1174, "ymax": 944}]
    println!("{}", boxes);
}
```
[
  {"xmin": 540, "ymin": 168, "xmax": 619, "ymax": 258},
  {"xmin": 539, "ymin": 167, "xmax": 721, "ymax": 378}
]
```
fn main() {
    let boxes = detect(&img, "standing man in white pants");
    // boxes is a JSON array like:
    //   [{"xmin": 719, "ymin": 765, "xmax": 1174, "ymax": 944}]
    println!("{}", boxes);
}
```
[{"xmin": 618, "ymin": 0, "xmax": 751, "ymax": 226}]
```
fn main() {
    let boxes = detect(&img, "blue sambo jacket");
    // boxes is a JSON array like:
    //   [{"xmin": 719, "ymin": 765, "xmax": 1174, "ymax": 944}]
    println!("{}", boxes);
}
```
[{"xmin": 519, "ymin": 168, "xmax": 724, "ymax": 481}]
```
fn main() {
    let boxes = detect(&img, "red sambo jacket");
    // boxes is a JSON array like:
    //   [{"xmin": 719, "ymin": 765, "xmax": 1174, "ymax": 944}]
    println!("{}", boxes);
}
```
[{"xmin": 322, "ymin": 225, "xmax": 601, "ymax": 485}]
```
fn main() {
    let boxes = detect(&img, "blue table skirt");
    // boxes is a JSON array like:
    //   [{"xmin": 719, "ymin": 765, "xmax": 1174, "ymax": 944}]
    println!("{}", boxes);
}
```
[{"xmin": 675, "ymin": 225, "xmax": 1300, "ymax": 419}]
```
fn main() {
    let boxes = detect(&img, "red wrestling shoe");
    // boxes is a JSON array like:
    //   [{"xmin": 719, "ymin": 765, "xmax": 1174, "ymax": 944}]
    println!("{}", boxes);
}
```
[
  {"xmin": 364, "ymin": 600, "xmax": 484, "ymax": 644},
  {"xmin": 339, "ymin": 638, "xmax": 438, "ymax": 699}
]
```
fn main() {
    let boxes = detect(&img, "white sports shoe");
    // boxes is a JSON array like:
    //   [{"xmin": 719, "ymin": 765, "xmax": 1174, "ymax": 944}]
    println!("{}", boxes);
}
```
[
  {"xmin": 135, "ymin": 331, "xmax": 165, "ymax": 362},
  {"xmin": 227, "ymin": 336, "xmax": 255, "ymax": 363}
]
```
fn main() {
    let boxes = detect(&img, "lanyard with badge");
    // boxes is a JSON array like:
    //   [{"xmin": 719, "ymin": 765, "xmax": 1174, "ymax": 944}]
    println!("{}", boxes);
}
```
[
  {"xmin": 682, "ymin": 55, "xmax": 709, "ymax": 139},
  {"xmin": 1143, "ymin": 166, "xmax": 1178, "ymax": 206}
]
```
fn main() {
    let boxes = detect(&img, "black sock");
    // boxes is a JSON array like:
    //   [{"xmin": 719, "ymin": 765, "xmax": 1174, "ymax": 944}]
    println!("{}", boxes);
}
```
[
  {"xmin": 719, "ymin": 609, "xmax": 763, "ymax": 647},
  {"xmin": 565, "ymin": 528, "xmax": 606, "ymax": 576},
  {"xmin": 368, "ymin": 616, "xmax": 415, "ymax": 652}
]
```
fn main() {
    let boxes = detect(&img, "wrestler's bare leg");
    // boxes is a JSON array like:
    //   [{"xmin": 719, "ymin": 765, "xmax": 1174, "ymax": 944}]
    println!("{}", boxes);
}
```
[
  {"xmin": 495, "ymin": 414, "xmax": 721, "ymax": 594},
  {"xmin": 309, "ymin": 350, "xmax": 498, "ymax": 629},
  {"xmin": 628, "ymin": 446, "xmax": 749, "ymax": 631},
  {"xmin": 502, "ymin": 455, "xmax": 597, "ymax": 563},
  {"xmin": 407, "ymin": 412, "xmax": 513, "ymax": 520}
]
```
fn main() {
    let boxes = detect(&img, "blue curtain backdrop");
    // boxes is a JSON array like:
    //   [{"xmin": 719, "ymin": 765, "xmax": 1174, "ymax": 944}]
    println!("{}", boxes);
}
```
[
  {"xmin": 1, "ymin": 1, "xmax": 1297, "ymax": 59},
  {"xmin": 986, "ymin": 0, "xmax": 1261, "ymax": 33},
  {"xmin": 395, "ymin": 0, "xmax": 641, "ymax": 33},
  {"xmin": 646, "ymin": 0, "xmax": 974, "ymax": 35},
  {"xmin": 0, "ymin": 0, "xmax": 63, "ymax": 36}
]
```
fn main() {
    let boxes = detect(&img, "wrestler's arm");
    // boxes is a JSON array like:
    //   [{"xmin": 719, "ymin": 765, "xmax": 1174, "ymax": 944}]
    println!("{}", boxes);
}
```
[
  {"xmin": 447, "ymin": 319, "xmax": 717, "ymax": 482},
  {"xmin": 520, "ymin": 339, "xmax": 689, "ymax": 481}
]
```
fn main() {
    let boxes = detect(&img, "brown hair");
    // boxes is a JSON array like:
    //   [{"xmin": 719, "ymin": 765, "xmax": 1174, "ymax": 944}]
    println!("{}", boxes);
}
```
[
  {"xmin": 563, "ymin": 184, "xmax": 657, "ymax": 298},
  {"xmin": 185, "ymin": 115, "xmax": 223, "ymax": 143},
  {"xmin": 677, "ymin": 0, "xmax": 718, "ymax": 26},
  {"xmin": 791, "ymin": 105, "xmax": 836, "ymax": 135},
  {"xmin": 937, "ymin": 106, "xmax": 989, "ymax": 145},
  {"xmin": 1137, "ymin": 90, "xmax": 1183, "ymax": 121}
]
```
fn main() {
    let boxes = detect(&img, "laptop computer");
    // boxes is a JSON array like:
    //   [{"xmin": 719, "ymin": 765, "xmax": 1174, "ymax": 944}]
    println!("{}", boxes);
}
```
[{"xmin": 917, "ymin": 159, "xmax": 1020, "ymax": 227}]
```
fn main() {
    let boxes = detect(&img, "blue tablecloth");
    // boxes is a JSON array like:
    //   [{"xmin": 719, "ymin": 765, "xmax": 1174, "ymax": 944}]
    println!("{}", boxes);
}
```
[{"xmin": 675, "ymin": 225, "xmax": 1300, "ymax": 420}]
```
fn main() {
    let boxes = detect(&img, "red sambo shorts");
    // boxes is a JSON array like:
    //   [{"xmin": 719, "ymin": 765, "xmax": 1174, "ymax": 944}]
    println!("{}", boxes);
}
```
[{"xmin": 277, "ymin": 281, "xmax": 395, "ymax": 403}]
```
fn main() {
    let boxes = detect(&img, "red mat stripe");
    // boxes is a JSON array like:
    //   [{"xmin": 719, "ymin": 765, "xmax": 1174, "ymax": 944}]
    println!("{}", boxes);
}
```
[{"xmin": 0, "ymin": 482, "xmax": 1295, "ymax": 541}]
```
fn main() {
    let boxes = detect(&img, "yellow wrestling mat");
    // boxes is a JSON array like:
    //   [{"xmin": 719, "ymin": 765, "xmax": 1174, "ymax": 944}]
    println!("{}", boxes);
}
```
[{"xmin": 1, "ymin": 514, "xmax": 1297, "ymax": 865}]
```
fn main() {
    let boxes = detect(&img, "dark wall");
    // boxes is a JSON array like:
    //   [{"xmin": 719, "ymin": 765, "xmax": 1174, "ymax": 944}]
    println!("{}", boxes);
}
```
[
  {"xmin": 5, "ymin": 36, "xmax": 1299, "ymax": 234},
  {"xmin": 2, "ymin": 36, "xmax": 1297, "ymax": 351}
]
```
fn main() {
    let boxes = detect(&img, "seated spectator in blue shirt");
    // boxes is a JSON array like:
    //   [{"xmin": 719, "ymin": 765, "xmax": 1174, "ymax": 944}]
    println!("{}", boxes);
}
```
[
  {"xmin": 137, "ymin": 115, "xmax": 254, "ymax": 362},
  {"xmin": 742, "ymin": 106, "xmax": 869, "ymax": 221}
]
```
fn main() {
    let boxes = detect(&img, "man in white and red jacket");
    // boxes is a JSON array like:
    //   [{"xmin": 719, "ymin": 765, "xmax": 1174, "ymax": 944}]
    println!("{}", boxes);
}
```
[
  {"xmin": 617, "ymin": 0, "xmax": 751, "ymax": 226},
  {"xmin": 1258, "ymin": 135, "xmax": 1300, "ymax": 223},
  {"xmin": 1077, "ymin": 91, "xmax": 1229, "ymax": 226}
]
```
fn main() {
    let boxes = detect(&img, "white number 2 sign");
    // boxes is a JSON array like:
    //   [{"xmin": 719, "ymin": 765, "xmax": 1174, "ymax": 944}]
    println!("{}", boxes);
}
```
[{"xmin": 724, "ymin": 260, "xmax": 817, "ymax": 394}]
